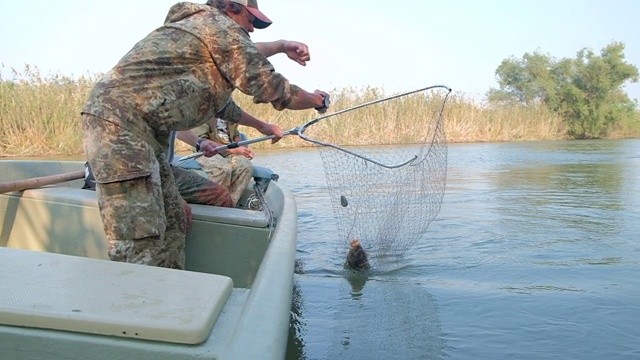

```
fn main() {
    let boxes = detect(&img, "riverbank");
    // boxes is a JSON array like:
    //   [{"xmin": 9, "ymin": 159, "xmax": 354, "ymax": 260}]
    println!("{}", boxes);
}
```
[{"xmin": 1, "ymin": 71, "xmax": 638, "ymax": 157}]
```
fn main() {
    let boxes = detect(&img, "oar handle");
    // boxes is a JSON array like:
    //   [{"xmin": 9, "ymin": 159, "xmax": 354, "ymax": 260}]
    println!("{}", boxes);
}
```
[{"xmin": 0, "ymin": 170, "xmax": 85, "ymax": 194}]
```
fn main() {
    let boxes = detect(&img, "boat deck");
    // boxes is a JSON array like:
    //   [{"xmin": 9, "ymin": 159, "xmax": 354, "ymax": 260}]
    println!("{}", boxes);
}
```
[
  {"xmin": 0, "ymin": 247, "xmax": 233, "ymax": 344},
  {"xmin": 0, "ymin": 160, "xmax": 298, "ymax": 359}
]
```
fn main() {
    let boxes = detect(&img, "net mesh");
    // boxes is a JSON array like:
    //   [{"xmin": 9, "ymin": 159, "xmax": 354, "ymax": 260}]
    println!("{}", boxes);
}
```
[{"xmin": 300, "ymin": 86, "xmax": 450, "ymax": 267}]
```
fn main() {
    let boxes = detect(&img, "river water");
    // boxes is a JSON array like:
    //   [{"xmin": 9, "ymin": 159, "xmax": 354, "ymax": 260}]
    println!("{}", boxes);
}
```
[{"xmin": 250, "ymin": 139, "xmax": 640, "ymax": 360}]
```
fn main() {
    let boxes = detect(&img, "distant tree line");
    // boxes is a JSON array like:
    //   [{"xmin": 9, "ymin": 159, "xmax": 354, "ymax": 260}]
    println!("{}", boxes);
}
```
[{"xmin": 487, "ymin": 41, "xmax": 639, "ymax": 139}]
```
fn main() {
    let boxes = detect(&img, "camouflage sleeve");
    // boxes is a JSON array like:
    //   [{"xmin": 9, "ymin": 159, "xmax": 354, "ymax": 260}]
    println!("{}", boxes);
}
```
[
  {"xmin": 209, "ymin": 26, "xmax": 293, "ymax": 111},
  {"xmin": 214, "ymin": 99, "xmax": 243, "ymax": 123},
  {"xmin": 192, "ymin": 123, "xmax": 211, "ymax": 139}
]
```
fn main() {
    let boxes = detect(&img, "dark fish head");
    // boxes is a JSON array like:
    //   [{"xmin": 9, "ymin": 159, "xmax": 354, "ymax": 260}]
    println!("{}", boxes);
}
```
[{"xmin": 346, "ymin": 239, "xmax": 370, "ymax": 270}]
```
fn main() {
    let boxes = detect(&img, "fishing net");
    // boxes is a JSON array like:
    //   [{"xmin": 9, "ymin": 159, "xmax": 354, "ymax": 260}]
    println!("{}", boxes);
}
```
[
  {"xmin": 176, "ymin": 85, "xmax": 451, "ymax": 266},
  {"xmin": 299, "ymin": 86, "xmax": 451, "ymax": 267}
]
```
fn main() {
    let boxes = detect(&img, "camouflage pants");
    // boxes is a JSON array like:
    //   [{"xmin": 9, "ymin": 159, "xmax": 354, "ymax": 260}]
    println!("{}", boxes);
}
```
[
  {"xmin": 83, "ymin": 114, "xmax": 187, "ymax": 269},
  {"xmin": 172, "ymin": 166, "xmax": 234, "ymax": 207},
  {"xmin": 196, "ymin": 154, "xmax": 253, "ymax": 206}
]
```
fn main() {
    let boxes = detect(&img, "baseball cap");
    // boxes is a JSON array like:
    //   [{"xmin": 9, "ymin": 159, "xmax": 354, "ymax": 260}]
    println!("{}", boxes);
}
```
[{"xmin": 229, "ymin": 0, "xmax": 272, "ymax": 29}]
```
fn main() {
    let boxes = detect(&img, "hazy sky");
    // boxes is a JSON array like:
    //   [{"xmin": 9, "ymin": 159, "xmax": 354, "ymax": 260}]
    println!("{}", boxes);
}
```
[{"xmin": 1, "ymin": 0, "xmax": 639, "ymax": 101}]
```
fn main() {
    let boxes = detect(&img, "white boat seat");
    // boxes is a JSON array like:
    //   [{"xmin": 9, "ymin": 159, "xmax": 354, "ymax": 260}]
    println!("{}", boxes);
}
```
[
  {"xmin": 0, "ymin": 247, "xmax": 233, "ymax": 344},
  {"xmin": 15, "ymin": 187, "xmax": 269, "ymax": 228}
]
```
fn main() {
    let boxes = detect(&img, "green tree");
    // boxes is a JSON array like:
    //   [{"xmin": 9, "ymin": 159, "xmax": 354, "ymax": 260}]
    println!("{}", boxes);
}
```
[
  {"xmin": 487, "ymin": 52, "xmax": 555, "ymax": 106},
  {"xmin": 487, "ymin": 42, "xmax": 639, "ymax": 139}
]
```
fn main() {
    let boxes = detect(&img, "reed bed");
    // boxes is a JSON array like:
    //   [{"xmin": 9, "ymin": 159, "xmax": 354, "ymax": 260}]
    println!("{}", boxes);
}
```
[
  {"xmin": 0, "ymin": 66, "xmax": 97, "ymax": 156},
  {"xmin": 1, "ymin": 66, "xmax": 636, "ymax": 157}
]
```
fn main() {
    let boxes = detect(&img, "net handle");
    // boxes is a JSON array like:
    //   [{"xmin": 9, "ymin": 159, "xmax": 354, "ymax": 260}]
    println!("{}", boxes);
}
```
[
  {"xmin": 177, "ymin": 85, "xmax": 452, "ymax": 166},
  {"xmin": 299, "ymin": 84, "xmax": 451, "ymax": 133},
  {"xmin": 176, "ymin": 129, "xmax": 297, "ymax": 164}
]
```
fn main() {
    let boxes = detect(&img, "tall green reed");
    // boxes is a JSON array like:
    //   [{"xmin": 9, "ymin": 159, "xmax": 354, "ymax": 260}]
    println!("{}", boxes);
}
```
[{"xmin": 1, "ymin": 65, "xmax": 97, "ymax": 156}]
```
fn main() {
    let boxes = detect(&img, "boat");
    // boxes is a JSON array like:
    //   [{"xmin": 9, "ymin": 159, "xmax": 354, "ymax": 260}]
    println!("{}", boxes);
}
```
[{"xmin": 0, "ymin": 160, "xmax": 298, "ymax": 360}]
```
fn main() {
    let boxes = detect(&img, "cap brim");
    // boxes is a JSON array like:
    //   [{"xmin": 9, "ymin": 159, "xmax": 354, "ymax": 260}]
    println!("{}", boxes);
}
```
[{"xmin": 246, "ymin": 7, "xmax": 272, "ymax": 29}]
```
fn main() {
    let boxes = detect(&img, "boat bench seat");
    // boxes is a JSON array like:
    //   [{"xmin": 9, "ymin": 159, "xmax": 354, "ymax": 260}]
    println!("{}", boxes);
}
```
[
  {"xmin": 0, "ymin": 247, "xmax": 233, "ymax": 345},
  {"xmin": 17, "ymin": 187, "xmax": 269, "ymax": 228},
  {"xmin": 2, "ymin": 186, "xmax": 273, "ymax": 288}
]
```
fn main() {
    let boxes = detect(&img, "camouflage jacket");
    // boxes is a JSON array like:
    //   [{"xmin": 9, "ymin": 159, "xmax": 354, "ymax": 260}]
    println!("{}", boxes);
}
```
[
  {"xmin": 82, "ymin": 2, "xmax": 295, "ymax": 150},
  {"xmin": 192, "ymin": 119, "xmax": 240, "ymax": 145}
]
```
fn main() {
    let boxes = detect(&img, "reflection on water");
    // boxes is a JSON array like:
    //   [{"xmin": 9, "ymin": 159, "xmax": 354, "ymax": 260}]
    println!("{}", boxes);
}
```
[
  {"xmin": 252, "ymin": 139, "xmax": 640, "ymax": 360},
  {"xmin": 287, "ymin": 272, "xmax": 446, "ymax": 359},
  {"xmin": 345, "ymin": 271, "xmax": 368, "ymax": 296}
]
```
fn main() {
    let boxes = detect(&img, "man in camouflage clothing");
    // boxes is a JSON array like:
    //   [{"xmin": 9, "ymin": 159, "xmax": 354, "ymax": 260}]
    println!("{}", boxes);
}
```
[{"xmin": 82, "ymin": 0, "xmax": 330, "ymax": 269}]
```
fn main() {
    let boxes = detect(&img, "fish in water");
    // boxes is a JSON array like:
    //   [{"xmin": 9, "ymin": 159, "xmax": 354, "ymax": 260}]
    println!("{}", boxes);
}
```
[{"xmin": 346, "ymin": 239, "xmax": 370, "ymax": 270}]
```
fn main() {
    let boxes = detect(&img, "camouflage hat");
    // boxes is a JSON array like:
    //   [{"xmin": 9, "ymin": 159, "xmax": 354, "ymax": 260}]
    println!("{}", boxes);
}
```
[{"xmin": 229, "ymin": 0, "xmax": 272, "ymax": 29}]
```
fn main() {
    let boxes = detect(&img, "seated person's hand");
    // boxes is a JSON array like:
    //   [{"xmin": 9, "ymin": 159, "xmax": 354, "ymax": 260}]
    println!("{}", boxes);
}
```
[
  {"xmin": 199, "ymin": 139, "xmax": 224, "ymax": 157},
  {"xmin": 229, "ymin": 146, "xmax": 254, "ymax": 160}
]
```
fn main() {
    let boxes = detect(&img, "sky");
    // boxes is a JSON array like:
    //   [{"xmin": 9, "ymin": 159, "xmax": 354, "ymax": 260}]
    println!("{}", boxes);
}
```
[{"xmin": 1, "ymin": 0, "xmax": 639, "ymax": 102}]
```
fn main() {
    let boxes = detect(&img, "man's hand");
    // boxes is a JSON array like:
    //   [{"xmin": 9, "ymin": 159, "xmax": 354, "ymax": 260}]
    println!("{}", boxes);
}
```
[
  {"xmin": 229, "ymin": 146, "xmax": 254, "ymax": 160},
  {"xmin": 256, "ymin": 123, "xmax": 284, "ymax": 144},
  {"xmin": 314, "ymin": 90, "xmax": 331, "ymax": 114},
  {"xmin": 199, "ymin": 139, "xmax": 224, "ymax": 157},
  {"xmin": 283, "ymin": 41, "xmax": 310, "ymax": 66}
]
